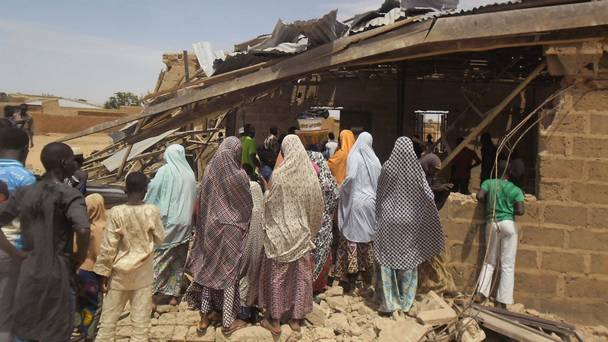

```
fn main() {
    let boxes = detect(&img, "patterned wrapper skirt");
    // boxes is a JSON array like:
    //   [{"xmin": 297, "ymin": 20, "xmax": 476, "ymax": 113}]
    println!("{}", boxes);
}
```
[
  {"xmin": 375, "ymin": 265, "xmax": 418, "ymax": 313},
  {"xmin": 254, "ymin": 253, "xmax": 313, "ymax": 320},
  {"xmin": 184, "ymin": 281, "xmax": 240, "ymax": 329},
  {"xmin": 333, "ymin": 237, "xmax": 374, "ymax": 278},
  {"xmin": 153, "ymin": 242, "xmax": 189, "ymax": 297},
  {"xmin": 75, "ymin": 270, "xmax": 102, "ymax": 338}
]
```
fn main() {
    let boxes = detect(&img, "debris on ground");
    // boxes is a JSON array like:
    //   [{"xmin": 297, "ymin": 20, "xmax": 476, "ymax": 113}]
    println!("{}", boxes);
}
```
[{"xmin": 111, "ymin": 284, "xmax": 604, "ymax": 341}]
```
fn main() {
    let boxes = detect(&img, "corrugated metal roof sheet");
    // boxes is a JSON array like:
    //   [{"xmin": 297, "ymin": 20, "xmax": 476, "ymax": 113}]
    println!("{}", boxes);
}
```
[
  {"xmin": 102, "ymin": 129, "xmax": 178, "ymax": 172},
  {"xmin": 412, "ymin": 0, "xmax": 522, "ymax": 22}
]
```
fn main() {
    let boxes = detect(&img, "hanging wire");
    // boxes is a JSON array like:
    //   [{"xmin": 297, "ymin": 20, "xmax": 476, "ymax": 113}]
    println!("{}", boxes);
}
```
[{"xmin": 426, "ymin": 80, "xmax": 592, "ymax": 341}]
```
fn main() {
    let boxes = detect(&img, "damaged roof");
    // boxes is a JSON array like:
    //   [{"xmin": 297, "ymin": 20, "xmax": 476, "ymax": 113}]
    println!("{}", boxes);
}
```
[{"xmin": 59, "ymin": 0, "xmax": 608, "ymax": 145}]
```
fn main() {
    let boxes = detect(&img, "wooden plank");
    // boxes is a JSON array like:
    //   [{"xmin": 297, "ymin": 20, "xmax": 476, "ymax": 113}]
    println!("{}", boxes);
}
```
[
  {"xmin": 473, "ymin": 309, "xmax": 561, "ymax": 342},
  {"xmin": 126, "ymin": 83, "xmax": 279, "ymax": 144},
  {"xmin": 116, "ymin": 120, "xmax": 143, "ymax": 180},
  {"xmin": 58, "ymin": 1, "xmax": 608, "ymax": 142},
  {"xmin": 440, "ymin": 61, "xmax": 546, "ymax": 170},
  {"xmin": 183, "ymin": 50, "xmax": 190, "ymax": 82}
]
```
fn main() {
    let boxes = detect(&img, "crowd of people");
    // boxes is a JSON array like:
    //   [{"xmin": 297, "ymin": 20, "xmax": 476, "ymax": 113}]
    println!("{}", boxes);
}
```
[{"xmin": 0, "ymin": 123, "xmax": 526, "ymax": 341}]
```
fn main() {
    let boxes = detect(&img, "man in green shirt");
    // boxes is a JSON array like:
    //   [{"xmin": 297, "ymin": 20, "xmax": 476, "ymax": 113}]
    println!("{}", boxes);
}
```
[
  {"xmin": 240, "ymin": 124, "xmax": 257, "ymax": 169},
  {"xmin": 476, "ymin": 160, "xmax": 525, "ymax": 309}
]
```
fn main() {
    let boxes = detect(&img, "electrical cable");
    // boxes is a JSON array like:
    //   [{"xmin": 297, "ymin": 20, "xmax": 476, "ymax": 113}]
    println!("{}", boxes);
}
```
[{"xmin": 425, "ymin": 80, "xmax": 591, "ymax": 341}]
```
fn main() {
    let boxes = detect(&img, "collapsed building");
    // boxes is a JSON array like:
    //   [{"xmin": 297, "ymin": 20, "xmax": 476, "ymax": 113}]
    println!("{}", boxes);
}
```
[{"xmin": 61, "ymin": 0, "xmax": 608, "ymax": 329}]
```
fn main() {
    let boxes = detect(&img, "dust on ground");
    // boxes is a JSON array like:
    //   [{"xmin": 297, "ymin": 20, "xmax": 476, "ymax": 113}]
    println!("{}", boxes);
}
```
[{"xmin": 26, "ymin": 133, "xmax": 112, "ymax": 174}]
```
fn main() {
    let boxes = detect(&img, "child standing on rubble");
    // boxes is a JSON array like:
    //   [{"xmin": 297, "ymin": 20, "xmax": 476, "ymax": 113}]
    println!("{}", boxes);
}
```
[
  {"xmin": 94, "ymin": 172, "xmax": 165, "ymax": 341},
  {"xmin": 476, "ymin": 159, "xmax": 525, "ymax": 309}
]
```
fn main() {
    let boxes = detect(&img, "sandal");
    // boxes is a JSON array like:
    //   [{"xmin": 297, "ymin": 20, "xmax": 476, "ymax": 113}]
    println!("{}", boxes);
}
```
[
  {"xmin": 260, "ymin": 318, "xmax": 282, "ymax": 336},
  {"xmin": 222, "ymin": 319, "xmax": 248, "ymax": 336}
]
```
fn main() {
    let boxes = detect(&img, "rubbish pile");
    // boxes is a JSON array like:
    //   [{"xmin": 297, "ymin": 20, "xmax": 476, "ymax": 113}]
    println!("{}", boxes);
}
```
[{"xmin": 112, "ymin": 283, "xmax": 603, "ymax": 341}]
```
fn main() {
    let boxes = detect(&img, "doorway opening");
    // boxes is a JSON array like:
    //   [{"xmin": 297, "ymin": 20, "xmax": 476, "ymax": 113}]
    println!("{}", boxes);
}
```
[{"xmin": 415, "ymin": 110, "xmax": 449, "ymax": 154}]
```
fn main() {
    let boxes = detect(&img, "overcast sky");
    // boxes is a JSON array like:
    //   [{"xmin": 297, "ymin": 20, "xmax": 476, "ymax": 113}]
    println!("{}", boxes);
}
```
[{"xmin": 0, "ymin": 0, "xmax": 382, "ymax": 104}]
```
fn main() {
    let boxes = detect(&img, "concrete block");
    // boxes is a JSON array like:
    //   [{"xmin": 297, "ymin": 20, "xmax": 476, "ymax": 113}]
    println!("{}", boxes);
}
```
[
  {"xmin": 586, "ymin": 160, "xmax": 608, "ymax": 183},
  {"xmin": 521, "ymin": 226, "xmax": 564, "ymax": 248},
  {"xmin": 442, "ymin": 222, "xmax": 482, "ymax": 244},
  {"xmin": 449, "ymin": 264, "xmax": 478, "ymax": 290},
  {"xmin": 416, "ymin": 308, "xmax": 457, "ymax": 326},
  {"xmin": 542, "ymin": 251, "xmax": 585, "ymax": 273},
  {"xmin": 574, "ymin": 90, "xmax": 608, "ymax": 111},
  {"xmin": 548, "ymin": 113, "xmax": 588, "ymax": 133},
  {"xmin": 539, "ymin": 156, "xmax": 585, "ymax": 180},
  {"xmin": 538, "ymin": 181, "xmax": 571, "ymax": 201},
  {"xmin": 543, "ymin": 204, "xmax": 588, "ymax": 227},
  {"xmin": 448, "ymin": 198, "xmax": 484, "ymax": 221},
  {"xmin": 515, "ymin": 272, "xmax": 558, "ymax": 295},
  {"xmin": 565, "ymin": 276, "xmax": 608, "ymax": 300},
  {"xmin": 568, "ymin": 230, "xmax": 608, "ymax": 251},
  {"xmin": 589, "ymin": 207, "xmax": 608, "ymax": 228},
  {"xmin": 539, "ymin": 134, "xmax": 572, "ymax": 157},
  {"xmin": 591, "ymin": 254, "xmax": 608, "ymax": 275},
  {"xmin": 377, "ymin": 319, "xmax": 430, "ymax": 342},
  {"xmin": 516, "ymin": 249, "xmax": 538, "ymax": 269},
  {"xmin": 590, "ymin": 114, "xmax": 608, "ymax": 135},
  {"xmin": 572, "ymin": 137, "xmax": 608, "ymax": 159},
  {"xmin": 450, "ymin": 243, "xmax": 482, "ymax": 264},
  {"xmin": 571, "ymin": 182, "xmax": 608, "ymax": 205},
  {"xmin": 539, "ymin": 298, "xmax": 607, "ymax": 326},
  {"xmin": 519, "ymin": 201, "xmax": 542, "ymax": 224}
]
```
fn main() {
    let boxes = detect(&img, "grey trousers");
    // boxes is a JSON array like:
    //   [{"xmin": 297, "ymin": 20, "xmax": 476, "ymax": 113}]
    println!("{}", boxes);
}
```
[{"xmin": 0, "ymin": 250, "xmax": 20, "ymax": 342}]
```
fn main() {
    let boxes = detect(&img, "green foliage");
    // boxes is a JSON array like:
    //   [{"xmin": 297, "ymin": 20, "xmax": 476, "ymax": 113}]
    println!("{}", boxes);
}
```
[{"xmin": 104, "ymin": 92, "xmax": 142, "ymax": 109}]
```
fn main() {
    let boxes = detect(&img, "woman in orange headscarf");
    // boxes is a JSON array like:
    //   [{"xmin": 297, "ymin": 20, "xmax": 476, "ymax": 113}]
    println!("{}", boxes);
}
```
[{"xmin": 328, "ymin": 130, "xmax": 355, "ymax": 185}]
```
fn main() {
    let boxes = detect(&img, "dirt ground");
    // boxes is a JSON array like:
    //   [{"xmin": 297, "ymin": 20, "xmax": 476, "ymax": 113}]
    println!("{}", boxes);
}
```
[{"xmin": 26, "ymin": 133, "xmax": 112, "ymax": 174}]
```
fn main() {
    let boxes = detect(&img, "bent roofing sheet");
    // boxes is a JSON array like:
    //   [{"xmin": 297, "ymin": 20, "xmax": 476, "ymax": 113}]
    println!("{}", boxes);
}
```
[{"xmin": 102, "ymin": 128, "xmax": 178, "ymax": 172}]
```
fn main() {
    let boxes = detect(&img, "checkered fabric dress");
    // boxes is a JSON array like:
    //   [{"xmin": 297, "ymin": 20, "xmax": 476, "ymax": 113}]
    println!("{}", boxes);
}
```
[
  {"xmin": 373, "ymin": 137, "xmax": 445, "ymax": 270},
  {"xmin": 186, "ymin": 137, "xmax": 253, "ymax": 327}
]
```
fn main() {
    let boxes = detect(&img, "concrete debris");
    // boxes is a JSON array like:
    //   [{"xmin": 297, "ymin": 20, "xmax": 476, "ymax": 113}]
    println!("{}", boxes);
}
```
[
  {"xmin": 326, "ymin": 285, "xmax": 344, "ymax": 297},
  {"xmin": 305, "ymin": 302, "xmax": 328, "ymax": 326},
  {"xmin": 377, "ymin": 319, "xmax": 431, "ymax": 342},
  {"xmin": 457, "ymin": 317, "xmax": 486, "ymax": 342},
  {"xmin": 414, "ymin": 291, "xmax": 458, "ymax": 326},
  {"xmin": 325, "ymin": 296, "xmax": 348, "ymax": 313},
  {"xmin": 109, "ymin": 283, "xmax": 604, "ymax": 341}
]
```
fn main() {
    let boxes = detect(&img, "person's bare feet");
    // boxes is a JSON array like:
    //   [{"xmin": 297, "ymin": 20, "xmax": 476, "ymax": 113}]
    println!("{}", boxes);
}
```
[
  {"xmin": 222, "ymin": 319, "xmax": 248, "ymax": 335},
  {"xmin": 260, "ymin": 318, "xmax": 282, "ymax": 336},
  {"xmin": 289, "ymin": 319, "xmax": 301, "ymax": 332}
]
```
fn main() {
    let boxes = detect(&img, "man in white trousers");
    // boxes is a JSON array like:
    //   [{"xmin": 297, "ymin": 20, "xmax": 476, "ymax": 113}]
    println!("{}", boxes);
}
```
[{"xmin": 476, "ymin": 159, "xmax": 525, "ymax": 309}]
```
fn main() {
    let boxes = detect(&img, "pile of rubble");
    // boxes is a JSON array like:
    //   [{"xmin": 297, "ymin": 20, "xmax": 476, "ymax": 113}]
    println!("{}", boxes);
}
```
[{"xmin": 112, "ymin": 284, "xmax": 607, "ymax": 341}]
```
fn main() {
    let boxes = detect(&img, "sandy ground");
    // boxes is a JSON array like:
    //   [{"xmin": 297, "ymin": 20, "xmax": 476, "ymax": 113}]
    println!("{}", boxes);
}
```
[{"xmin": 26, "ymin": 133, "xmax": 113, "ymax": 174}]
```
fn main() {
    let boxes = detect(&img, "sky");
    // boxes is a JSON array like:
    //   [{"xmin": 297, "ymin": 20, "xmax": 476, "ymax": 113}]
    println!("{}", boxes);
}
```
[{"xmin": 0, "ymin": 0, "xmax": 382, "ymax": 105}]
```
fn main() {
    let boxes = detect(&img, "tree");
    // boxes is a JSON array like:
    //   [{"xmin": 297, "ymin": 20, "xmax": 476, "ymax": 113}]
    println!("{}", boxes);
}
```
[{"xmin": 104, "ymin": 92, "xmax": 142, "ymax": 109}]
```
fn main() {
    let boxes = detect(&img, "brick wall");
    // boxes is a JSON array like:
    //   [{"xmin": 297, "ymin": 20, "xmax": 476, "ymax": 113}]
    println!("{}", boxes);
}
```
[{"xmin": 442, "ymin": 80, "xmax": 608, "ymax": 325}]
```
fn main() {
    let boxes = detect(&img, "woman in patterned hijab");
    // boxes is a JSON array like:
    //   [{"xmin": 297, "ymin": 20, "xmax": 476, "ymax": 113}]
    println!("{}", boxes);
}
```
[
  {"xmin": 307, "ymin": 148, "xmax": 339, "ymax": 293},
  {"xmin": 185, "ymin": 136, "xmax": 253, "ymax": 335},
  {"xmin": 373, "ymin": 137, "xmax": 445, "ymax": 313},
  {"xmin": 255, "ymin": 135, "xmax": 323, "ymax": 335}
]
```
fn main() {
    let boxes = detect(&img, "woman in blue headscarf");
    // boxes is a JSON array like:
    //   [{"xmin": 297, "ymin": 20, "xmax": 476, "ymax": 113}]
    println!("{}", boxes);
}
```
[
  {"xmin": 145, "ymin": 144, "xmax": 197, "ymax": 305},
  {"xmin": 335, "ymin": 132, "xmax": 382, "ymax": 290}
]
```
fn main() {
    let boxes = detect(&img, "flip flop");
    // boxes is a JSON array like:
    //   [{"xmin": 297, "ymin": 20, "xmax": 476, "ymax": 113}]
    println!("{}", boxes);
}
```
[
  {"xmin": 260, "ymin": 318, "xmax": 282, "ymax": 336},
  {"xmin": 222, "ymin": 319, "xmax": 248, "ymax": 336}
]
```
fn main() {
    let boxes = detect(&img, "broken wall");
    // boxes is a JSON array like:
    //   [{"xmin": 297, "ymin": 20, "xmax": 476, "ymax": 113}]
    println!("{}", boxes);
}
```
[{"xmin": 441, "ymin": 79, "xmax": 608, "ymax": 325}]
